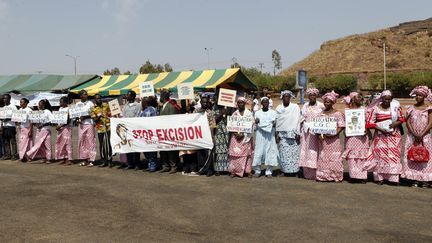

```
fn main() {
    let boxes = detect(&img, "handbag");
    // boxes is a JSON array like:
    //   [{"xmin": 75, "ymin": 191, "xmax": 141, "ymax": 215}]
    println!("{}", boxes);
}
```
[{"xmin": 407, "ymin": 141, "xmax": 430, "ymax": 163}]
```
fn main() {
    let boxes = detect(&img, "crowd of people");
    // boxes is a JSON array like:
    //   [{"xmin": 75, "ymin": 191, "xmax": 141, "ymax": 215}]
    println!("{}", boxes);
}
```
[{"xmin": 1, "ymin": 85, "xmax": 432, "ymax": 188}]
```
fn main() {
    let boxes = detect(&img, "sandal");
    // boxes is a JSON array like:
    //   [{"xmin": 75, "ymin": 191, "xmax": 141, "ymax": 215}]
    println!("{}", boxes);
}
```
[
  {"xmin": 87, "ymin": 162, "xmax": 94, "ymax": 167},
  {"xmin": 79, "ymin": 162, "xmax": 87, "ymax": 166}
]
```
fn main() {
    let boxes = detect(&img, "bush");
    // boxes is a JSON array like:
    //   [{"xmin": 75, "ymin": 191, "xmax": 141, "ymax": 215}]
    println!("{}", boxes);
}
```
[
  {"xmin": 367, "ymin": 71, "xmax": 432, "ymax": 97},
  {"xmin": 315, "ymin": 75, "xmax": 357, "ymax": 95}
]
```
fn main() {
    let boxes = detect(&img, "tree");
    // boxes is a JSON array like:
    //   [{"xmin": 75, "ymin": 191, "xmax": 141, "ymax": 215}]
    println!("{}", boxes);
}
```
[
  {"xmin": 103, "ymin": 67, "xmax": 121, "ymax": 75},
  {"xmin": 139, "ymin": 60, "xmax": 174, "ymax": 74},
  {"xmin": 164, "ymin": 63, "xmax": 173, "ymax": 72},
  {"xmin": 139, "ymin": 60, "xmax": 156, "ymax": 74},
  {"xmin": 271, "ymin": 49, "xmax": 282, "ymax": 76},
  {"xmin": 123, "ymin": 70, "xmax": 132, "ymax": 75}
]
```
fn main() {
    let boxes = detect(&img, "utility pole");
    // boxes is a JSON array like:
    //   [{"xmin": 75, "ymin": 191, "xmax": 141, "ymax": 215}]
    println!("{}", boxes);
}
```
[
  {"xmin": 383, "ymin": 43, "xmax": 387, "ymax": 90},
  {"xmin": 65, "ymin": 54, "xmax": 79, "ymax": 75},
  {"xmin": 258, "ymin": 63, "xmax": 264, "ymax": 73},
  {"xmin": 204, "ymin": 48, "xmax": 212, "ymax": 70}
]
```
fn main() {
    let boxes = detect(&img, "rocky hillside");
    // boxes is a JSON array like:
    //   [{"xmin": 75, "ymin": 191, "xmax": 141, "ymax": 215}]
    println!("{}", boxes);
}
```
[{"xmin": 282, "ymin": 18, "xmax": 432, "ymax": 76}]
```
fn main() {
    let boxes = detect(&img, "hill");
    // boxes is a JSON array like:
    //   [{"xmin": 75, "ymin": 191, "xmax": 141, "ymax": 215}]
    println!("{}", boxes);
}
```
[{"xmin": 282, "ymin": 18, "xmax": 432, "ymax": 76}]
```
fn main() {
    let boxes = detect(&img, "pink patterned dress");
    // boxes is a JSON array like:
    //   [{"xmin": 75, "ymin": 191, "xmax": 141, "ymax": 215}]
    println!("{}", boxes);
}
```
[
  {"xmin": 366, "ymin": 106, "xmax": 405, "ymax": 183},
  {"xmin": 342, "ymin": 107, "xmax": 370, "ymax": 180},
  {"xmin": 316, "ymin": 111, "xmax": 345, "ymax": 182},
  {"xmin": 402, "ymin": 106, "xmax": 432, "ymax": 182},
  {"xmin": 228, "ymin": 109, "xmax": 254, "ymax": 177},
  {"xmin": 299, "ymin": 101, "xmax": 324, "ymax": 180}
]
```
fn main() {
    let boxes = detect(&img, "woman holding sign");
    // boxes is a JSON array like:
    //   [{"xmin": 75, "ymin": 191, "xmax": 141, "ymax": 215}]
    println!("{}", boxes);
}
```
[
  {"xmin": 55, "ymin": 97, "xmax": 73, "ymax": 165},
  {"xmin": 253, "ymin": 97, "xmax": 278, "ymax": 177},
  {"xmin": 366, "ymin": 90, "xmax": 405, "ymax": 185},
  {"xmin": 76, "ymin": 90, "xmax": 97, "ymax": 167},
  {"xmin": 17, "ymin": 98, "xmax": 33, "ymax": 162},
  {"xmin": 316, "ymin": 91, "xmax": 345, "ymax": 182},
  {"xmin": 26, "ymin": 99, "xmax": 52, "ymax": 163},
  {"xmin": 299, "ymin": 88, "xmax": 324, "ymax": 180},
  {"xmin": 228, "ymin": 97, "xmax": 254, "ymax": 178},
  {"xmin": 342, "ymin": 92, "xmax": 370, "ymax": 183},
  {"xmin": 402, "ymin": 86, "xmax": 432, "ymax": 188}
]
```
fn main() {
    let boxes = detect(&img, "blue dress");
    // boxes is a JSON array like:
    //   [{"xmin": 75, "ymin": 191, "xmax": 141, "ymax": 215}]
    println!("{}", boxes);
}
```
[
  {"xmin": 252, "ymin": 109, "xmax": 278, "ymax": 167},
  {"xmin": 140, "ymin": 106, "xmax": 158, "ymax": 171}
]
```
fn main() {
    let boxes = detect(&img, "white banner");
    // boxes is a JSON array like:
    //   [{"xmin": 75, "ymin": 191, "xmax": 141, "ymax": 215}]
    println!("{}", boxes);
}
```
[
  {"xmin": 345, "ymin": 109, "xmax": 365, "ymax": 137},
  {"xmin": 227, "ymin": 115, "xmax": 254, "ymax": 133},
  {"xmin": 10, "ymin": 92, "xmax": 64, "ymax": 107},
  {"xmin": 110, "ymin": 113, "xmax": 214, "ymax": 153},
  {"xmin": 11, "ymin": 110, "xmax": 28, "ymax": 123},
  {"xmin": 309, "ymin": 117, "xmax": 337, "ymax": 135},
  {"xmin": 51, "ymin": 111, "xmax": 69, "ymax": 125}
]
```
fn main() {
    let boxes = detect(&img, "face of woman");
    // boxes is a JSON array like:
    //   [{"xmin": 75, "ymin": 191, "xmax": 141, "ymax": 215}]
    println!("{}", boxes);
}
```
[
  {"xmin": 20, "ymin": 100, "xmax": 27, "ymax": 108},
  {"xmin": 237, "ymin": 101, "xmax": 245, "ymax": 110},
  {"xmin": 59, "ymin": 99, "xmax": 66, "ymax": 107},
  {"xmin": 80, "ymin": 92, "xmax": 88, "ymax": 102},
  {"xmin": 415, "ymin": 94, "xmax": 425, "ymax": 104},
  {"xmin": 381, "ymin": 95, "xmax": 392, "ymax": 107},
  {"xmin": 308, "ymin": 94, "xmax": 317, "ymax": 103},
  {"xmin": 282, "ymin": 95, "xmax": 291, "ymax": 105},
  {"xmin": 323, "ymin": 98, "xmax": 333, "ymax": 110},
  {"xmin": 38, "ymin": 101, "xmax": 44, "ymax": 110},
  {"xmin": 352, "ymin": 94, "xmax": 363, "ymax": 106},
  {"xmin": 261, "ymin": 99, "xmax": 269, "ymax": 109}
]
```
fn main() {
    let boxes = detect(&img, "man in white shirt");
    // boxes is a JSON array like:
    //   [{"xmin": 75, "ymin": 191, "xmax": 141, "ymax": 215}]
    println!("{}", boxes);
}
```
[
  {"xmin": 120, "ymin": 90, "xmax": 141, "ymax": 170},
  {"xmin": 1, "ymin": 94, "xmax": 18, "ymax": 160}
]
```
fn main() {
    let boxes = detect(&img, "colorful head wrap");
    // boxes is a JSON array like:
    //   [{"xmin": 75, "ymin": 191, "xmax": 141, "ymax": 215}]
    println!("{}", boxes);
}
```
[
  {"xmin": 260, "ymin": 96, "xmax": 269, "ymax": 102},
  {"xmin": 280, "ymin": 90, "xmax": 295, "ymax": 99},
  {"xmin": 237, "ymin": 97, "xmax": 246, "ymax": 103},
  {"xmin": 322, "ymin": 90, "xmax": 339, "ymax": 103},
  {"xmin": 381, "ymin": 90, "xmax": 392, "ymax": 97},
  {"xmin": 410, "ymin": 86, "xmax": 432, "ymax": 102},
  {"xmin": 306, "ymin": 88, "xmax": 319, "ymax": 96},
  {"xmin": 343, "ymin": 92, "xmax": 360, "ymax": 105}
]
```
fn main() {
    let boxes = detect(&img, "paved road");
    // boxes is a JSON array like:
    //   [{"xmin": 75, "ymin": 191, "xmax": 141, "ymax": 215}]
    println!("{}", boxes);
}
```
[{"xmin": 0, "ymin": 160, "xmax": 431, "ymax": 242}]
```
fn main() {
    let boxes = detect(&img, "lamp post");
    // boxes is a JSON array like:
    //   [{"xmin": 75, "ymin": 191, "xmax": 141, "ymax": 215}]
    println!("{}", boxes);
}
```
[
  {"xmin": 204, "ymin": 48, "xmax": 212, "ymax": 70},
  {"xmin": 383, "ymin": 43, "xmax": 386, "ymax": 90},
  {"xmin": 65, "ymin": 54, "xmax": 79, "ymax": 75}
]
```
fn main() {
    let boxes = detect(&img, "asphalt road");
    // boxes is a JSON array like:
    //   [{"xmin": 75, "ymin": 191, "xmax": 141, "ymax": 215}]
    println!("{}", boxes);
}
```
[{"xmin": 0, "ymin": 160, "xmax": 431, "ymax": 243}]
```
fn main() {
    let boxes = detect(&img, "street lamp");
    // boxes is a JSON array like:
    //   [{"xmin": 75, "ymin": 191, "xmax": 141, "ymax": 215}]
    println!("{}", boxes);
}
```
[
  {"xmin": 383, "ymin": 43, "xmax": 387, "ymax": 90},
  {"xmin": 204, "ymin": 48, "xmax": 212, "ymax": 70},
  {"xmin": 65, "ymin": 54, "xmax": 79, "ymax": 75}
]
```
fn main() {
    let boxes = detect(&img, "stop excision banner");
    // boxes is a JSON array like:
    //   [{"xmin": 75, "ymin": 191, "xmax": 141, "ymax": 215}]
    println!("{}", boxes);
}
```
[{"xmin": 110, "ymin": 113, "xmax": 214, "ymax": 153}]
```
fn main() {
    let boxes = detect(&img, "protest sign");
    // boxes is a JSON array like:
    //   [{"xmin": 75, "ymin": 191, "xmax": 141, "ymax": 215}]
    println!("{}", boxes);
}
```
[
  {"xmin": 217, "ymin": 88, "xmax": 237, "ymax": 108},
  {"xmin": 51, "ymin": 111, "xmax": 69, "ymax": 125},
  {"xmin": 309, "ymin": 116, "xmax": 337, "ymax": 135},
  {"xmin": 108, "ymin": 99, "xmax": 121, "ymax": 116},
  {"xmin": 226, "ymin": 115, "xmax": 254, "ymax": 133},
  {"xmin": 110, "ymin": 113, "xmax": 213, "ymax": 153},
  {"xmin": 28, "ymin": 110, "xmax": 45, "ymax": 123},
  {"xmin": 139, "ymin": 81, "xmax": 155, "ymax": 98},
  {"xmin": 345, "ymin": 109, "xmax": 365, "ymax": 137},
  {"xmin": 69, "ymin": 103, "xmax": 89, "ymax": 118},
  {"xmin": 0, "ymin": 107, "xmax": 14, "ymax": 119},
  {"xmin": 376, "ymin": 120, "xmax": 394, "ymax": 132},
  {"xmin": 177, "ymin": 83, "xmax": 194, "ymax": 100},
  {"xmin": 11, "ymin": 110, "xmax": 28, "ymax": 123}
]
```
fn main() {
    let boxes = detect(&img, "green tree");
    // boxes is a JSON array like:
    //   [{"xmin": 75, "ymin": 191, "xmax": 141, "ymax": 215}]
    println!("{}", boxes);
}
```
[
  {"xmin": 271, "ymin": 49, "xmax": 282, "ymax": 75},
  {"xmin": 123, "ymin": 70, "xmax": 132, "ymax": 75},
  {"xmin": 139, "ymin": 60, "xmax": 173, "ymax": 74},
  {"xmin": 315, "ymin": 75, "xmax": 357, "ymax": 95},
  {"xmin": 164, "ymin": 63, "xmax": 173, "ymax": 72},
  {"xmin": 103, "ymin": 67, "xmax": 121, "ymax": 75}
]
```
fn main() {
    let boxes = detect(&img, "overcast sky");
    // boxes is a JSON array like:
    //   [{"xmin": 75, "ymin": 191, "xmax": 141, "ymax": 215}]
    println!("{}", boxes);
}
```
[{"xmin": 0, "ymin": 0, "xmax": 431, "ymax": 75}]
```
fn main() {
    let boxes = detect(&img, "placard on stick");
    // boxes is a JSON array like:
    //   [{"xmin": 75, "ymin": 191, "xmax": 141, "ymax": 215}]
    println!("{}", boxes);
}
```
[
  {"xmin": 51, "ymin": 111, "xmax": 69, "ymax": 125},
  {"xmin": 218, "ymin": 88, "xmax": 237, "ymax": 108},
  {"xmin": 139, "ymin": 81, "xmax": 155, "ymax": 98},
  {"xmin": 109, "ymin": 99, "xmax": 121, "ymax": 116},
  {"xmin": 177, "ymin": 83, "xmax": 194, "ymax": 100}
]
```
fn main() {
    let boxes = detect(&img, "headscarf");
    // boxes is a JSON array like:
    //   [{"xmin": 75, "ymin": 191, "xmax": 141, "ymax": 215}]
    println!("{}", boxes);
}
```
[
  {"xmin": 260, "ymin": 96, "xmax": 269, "ymax": 102},
  {"xmin": 381, "ymin": 90, "xmax": 392, "ymax": 97},
  {"xmin": 306, "ymin": 88, "xmax": 319, "ymax": 96},
  {"xmin": 280, "ymin": 90, "xmax": 295, "ymax": 99},
  {"xmin": 321, "ymin": 90, "xmax": 339, "ymax": 103},
  {"xmin": 343, "ymin": 92, "xmax": 360, "ymax": 105},
  {"xmin": 237, "ymin": 97, "xmax": 246, "ymax": 103},
  {"xmin": 410, "ymin": 86, "xmax": 432, "ymax": 102}
]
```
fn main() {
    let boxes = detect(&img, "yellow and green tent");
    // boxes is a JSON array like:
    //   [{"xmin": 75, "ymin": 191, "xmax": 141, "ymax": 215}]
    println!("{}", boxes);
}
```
[{"xmin": 70, "ymin": 68, "xmax": 257, "ymax": 96}]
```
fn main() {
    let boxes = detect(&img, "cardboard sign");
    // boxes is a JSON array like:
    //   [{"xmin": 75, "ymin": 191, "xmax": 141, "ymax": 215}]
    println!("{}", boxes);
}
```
[
  {"xmin": 177, "ymin": 83, "xmax": 194, "ymax": 100},
  {"xmin": 29, "ymin": 110, "xmax": 46, "ymax": 124},
  {"xmin": 376, "ymin": 120, "xmax": 394, "ymax": 132},
  {"xmin": 218, "ymin": 88, "xmax": 237, "ymax": 108},
  {"xmin": 345, "ymin": 109, "xmax": 366, "ymax": 137},
  {"xmin": 109, "ymin": 99, "xmax": 121, "ymax": 116},
  {"xmin": 51, "ymin": 111, "xmax": 69, "ymax": 125},
  {"xmin": 11, "ymin": 110, "xmax": 28, "ymax": 123},
  {"xmin": 139, "ymin": 81, "xmax": 155, "ymax": 98},
  {"xmin": 227, "ymin": 115, "xmax": 254, "ymax": 133},
  {"xmin": 309, "ymin": 117, "xmax": 337, "ymax": 135},
  {"xmin": 0, "ymin": 107, "xmax": 14, "ymax": 119},
  {"xmin": 69, "ymin": 104, "xmax": 89, "ymax": 118}
]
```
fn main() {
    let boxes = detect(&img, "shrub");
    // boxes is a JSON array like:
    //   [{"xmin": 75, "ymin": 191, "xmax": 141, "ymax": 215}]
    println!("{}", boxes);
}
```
[{"xmin": 315, "ymin": 75, "xmax": 357, "ymax": 95}]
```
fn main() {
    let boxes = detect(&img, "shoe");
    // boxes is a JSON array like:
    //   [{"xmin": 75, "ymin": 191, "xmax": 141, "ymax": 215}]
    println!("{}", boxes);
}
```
[
  {"xmin": 11, "ymin": 156, "xmax": 18, "ymax": 161},
  {"xmin": 126, "ymin": 166, "xmax": 136, "ymax": 170},
  {"xmin": 2, "ymin": 156, "xmax": 11, "ymax": 160},
  {"xmin": 215, "ymin": 172, "xmax": 220, "ymax": 176},
  {"xmin": 168, "ymin": 168, "xmax": 177, "ymax": 174},
  {"xmin": 159, "ymin": 168, "xmax": 170, "ymax": 173},
  {"xmin": 117, "ymin": 164, "xmax": 128, "ymax": 169},
  {"xmin": 253, "ymin": 173, "xmax": 261, "ymax": 178},
  {"xmin": 109, "ymin": 163, "xmax": 115, "ymax": 168},
  {"xmin": 189, "ymin": 172, "xmax": 199, "ymax": 177},
  {"xmin": 87, "ymin": 162, "xmax": 94, "ymax": 167},
  {"xmin": 206, "ymin": 171, "xmax": 214, "ymax": 177},
  {"xmin": 182, "ymin": 171, "xmax": 190, "ymax": 176}
]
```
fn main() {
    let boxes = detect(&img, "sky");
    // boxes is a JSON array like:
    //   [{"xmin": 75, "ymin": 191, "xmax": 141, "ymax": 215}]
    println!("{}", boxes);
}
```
[{"xmin": 0, "ymin": 0, "xmax": 431, "ymax": 75}]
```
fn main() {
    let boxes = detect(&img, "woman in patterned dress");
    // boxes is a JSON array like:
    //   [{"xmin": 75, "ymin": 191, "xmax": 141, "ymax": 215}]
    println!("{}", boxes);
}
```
[
  {"xmin": 275, "ymin": 90, "xmax": 301, "ymax": 176},
  {"xmin": 365, "ymin": 90, "xmax": 405, "ymax": 185},
  {"xmin": 342, "ymin": 92, "xmax": 370, "ymax": 183},
  {"xmin": 316, "ymin": 91, "xmax": 345, "ymax": 182},
  {"xmin": 402, "ymin": 86, "xmax": 432, "ymax": 188},
  {"xmin": 213, "ymin": 102, "xmax": 231, "ymax": 175},
  {"xmin": 228, "ymin": 97, "xmax": 254, "ymax": 178},
  {"xmin": 299, "ymin": 88, "xmax": 324, "ymax": 180}
]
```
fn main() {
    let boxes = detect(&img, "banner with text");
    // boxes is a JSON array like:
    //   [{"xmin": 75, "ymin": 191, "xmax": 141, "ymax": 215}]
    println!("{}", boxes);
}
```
[
  {"xmin": 110, "ymin": 113, "xmax": 214, "ymax": 153},
  {"xmin": 226, "ymin": 115, "xmax": 254, "ymax": 133},
  {"xmin": 309, "ymin": 117, "xmax": 337, "ymax": 135}
]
